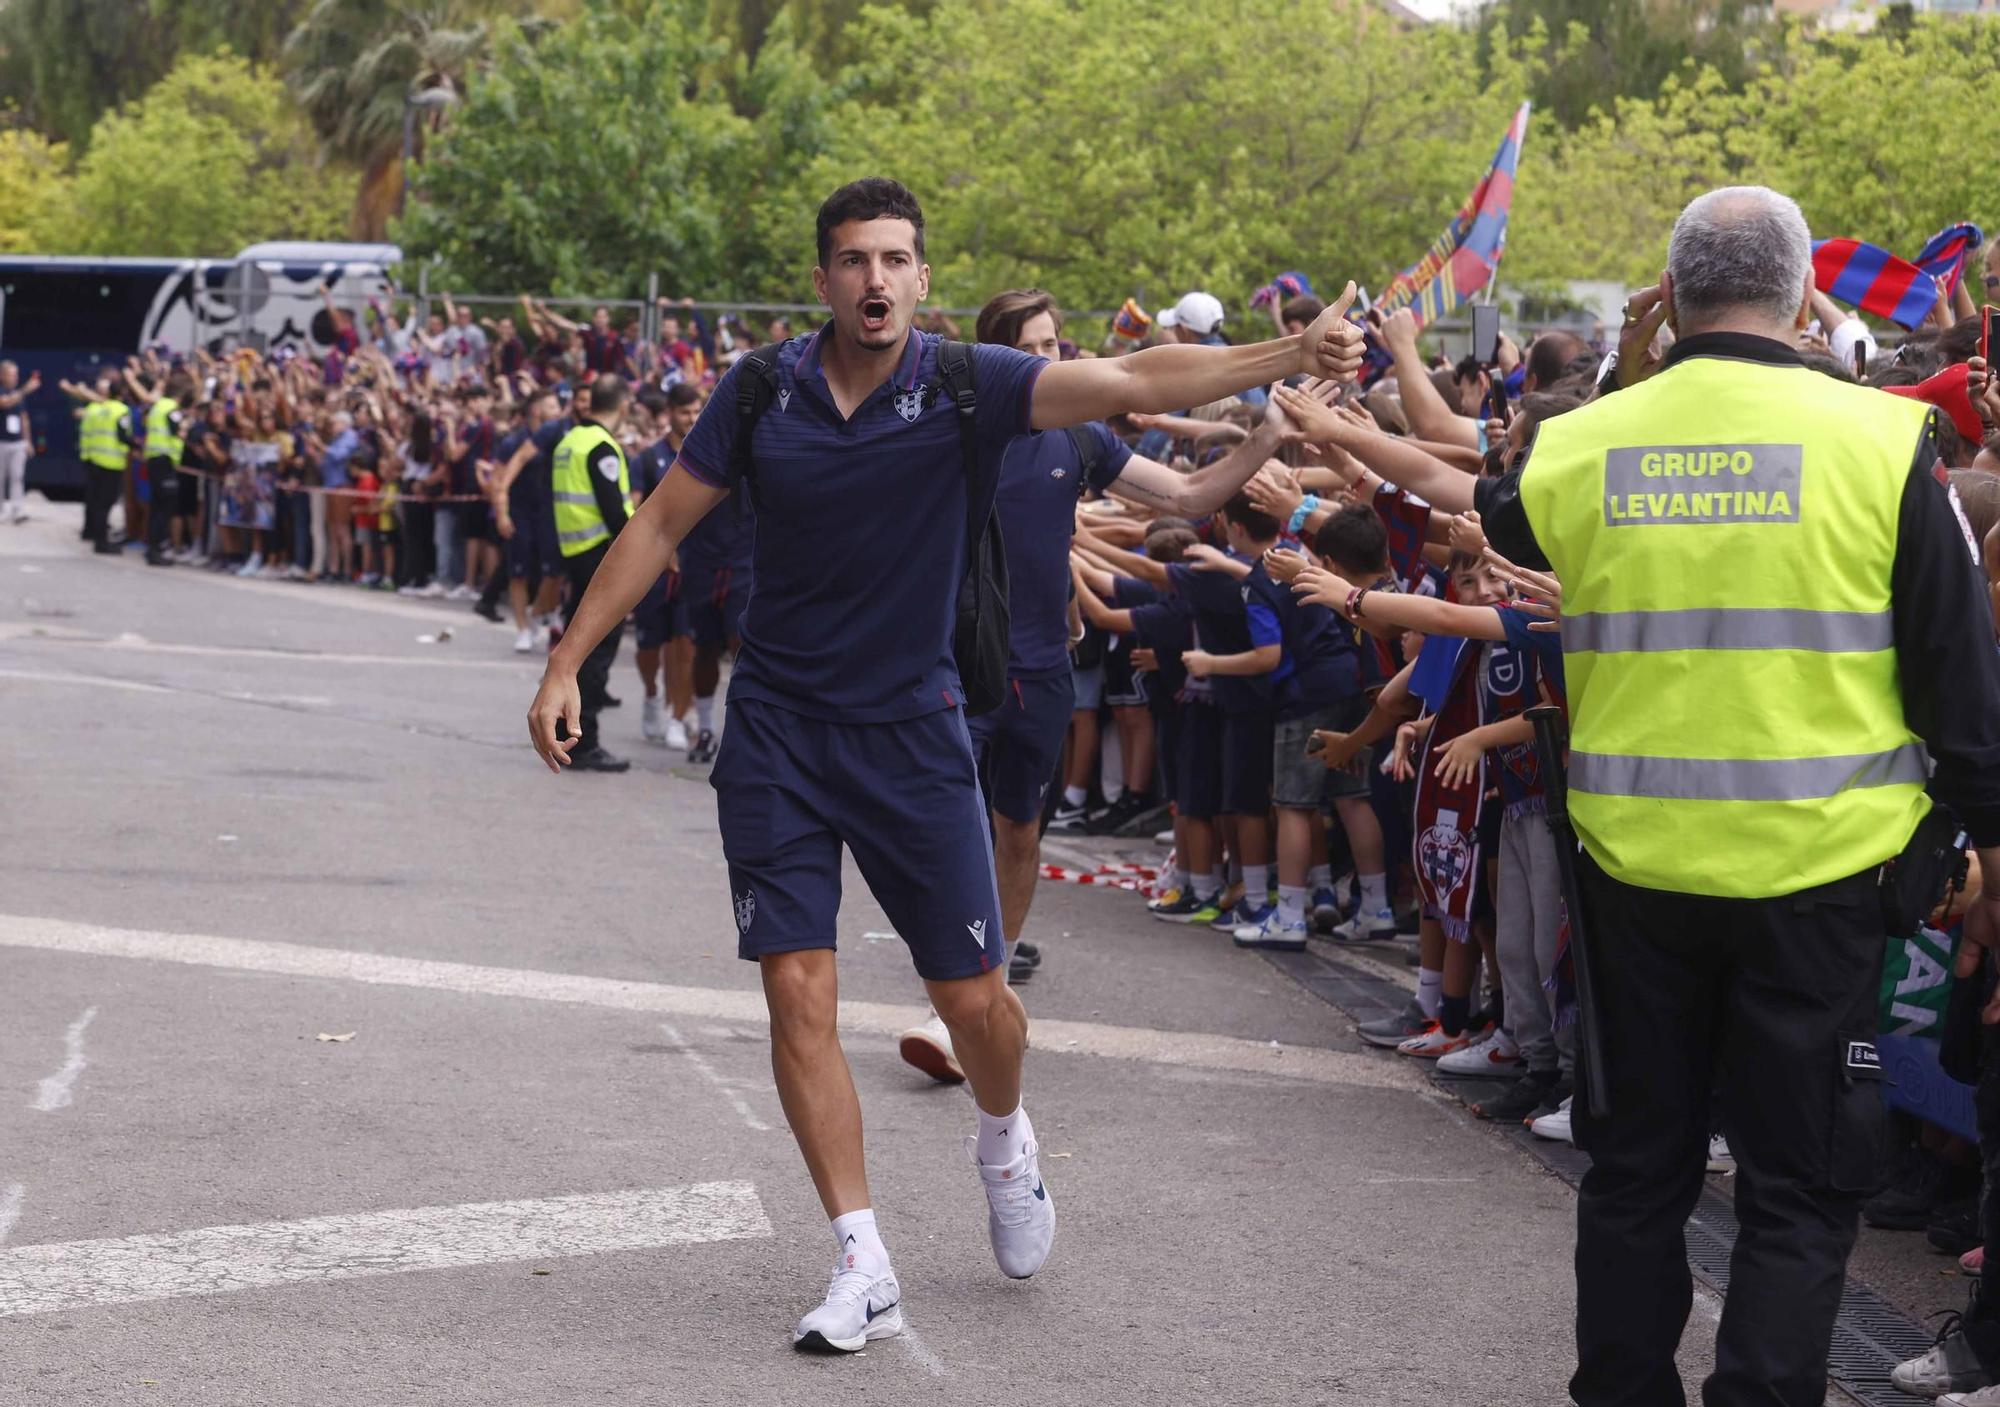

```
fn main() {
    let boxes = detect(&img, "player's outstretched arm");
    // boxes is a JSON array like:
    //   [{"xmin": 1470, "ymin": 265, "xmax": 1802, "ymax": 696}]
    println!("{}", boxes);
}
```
[{"xmin": 1029, "ymin": 284, "xmax": 1363, "ymax": 431}]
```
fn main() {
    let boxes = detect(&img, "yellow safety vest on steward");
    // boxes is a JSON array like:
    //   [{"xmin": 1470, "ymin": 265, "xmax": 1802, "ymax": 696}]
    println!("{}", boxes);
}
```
[
  {"xmin": 1518, "ymin": 352, "xmax": 1935, "ymax": 899},
  {"xmin": 144, "ymin": 397, "xmax": 183, "ymax": 464},
  {"xmin": 550, "ymin": 421, "xmax": 632, "ymax": 559},
  {"xmin": 80, "ymin": 399, "xmax": 129, "ymax": 471}
]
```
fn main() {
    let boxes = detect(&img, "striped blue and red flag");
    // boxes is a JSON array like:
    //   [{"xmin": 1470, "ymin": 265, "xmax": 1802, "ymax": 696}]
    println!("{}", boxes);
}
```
[
  {"xmin": 1811, "ymin": 238, "xmax": 1938, "ymax": 329},
  {"xmin": 1376, "ymin": 101, "xmax": 1531, "ymax": 331},
  {"xmin": 1915, "ymin": 223, "xmax": 1983, "ymax": 299}
]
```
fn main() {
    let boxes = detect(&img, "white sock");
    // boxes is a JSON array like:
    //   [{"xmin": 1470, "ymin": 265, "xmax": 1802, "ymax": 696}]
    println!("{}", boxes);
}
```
[
  {"xmin": 831, "ymin": 1208, "xmax": 889, "ymax": 1275},
  {"xmin": 1417, "ymin": 967, "xmax": 1444, "ymax": 1019},
  {"xmin": 976, "ymin": 1102, "xmax": 1034, "ymax": 1166},
  {"xmin": 1204, "ymin": 872, "xmax": 1226, "ymax": 900},
  {"xmin": 694, "ymin": 695, "xmax": 714, "ymax": 733},
  {"xmin": 1063, "ymin": 785, "xmax": 1088, "ymax": 808},
  {"xmin": 1308, "ymin": 863, "xmax": 1332, "ymax": 892},
  {"xmin": 1360, "ymin": 872, "xmax": 1389, "ymax": 914},
  {"xmin": 1242, "ymin": 864, "xmax": 1270, "ymax": 901},
  {"xmin": 1004, "ymin": 938, "xmax": 1017, "ymax": 967},
  {"xmin": 1278, "ymin": 884, "xmax": 1308, "ymax": 924}
]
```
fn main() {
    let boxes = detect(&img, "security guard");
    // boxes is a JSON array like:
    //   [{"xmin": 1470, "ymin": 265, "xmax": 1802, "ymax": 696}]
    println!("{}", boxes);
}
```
[
  {"xmin": 549, "ymin": 373, "xmax": 637, "ymax": 772},
  {"xmin": 1470, "ymin": 187, "xmax": 2000, "ymax": 1407},
  {"xmin": 139, "ymin": 370, "xmax": 193, "ymax": 568},
  {"xmin": 76, "ymin": 375, "xmax": 131, "ymax": 554}
]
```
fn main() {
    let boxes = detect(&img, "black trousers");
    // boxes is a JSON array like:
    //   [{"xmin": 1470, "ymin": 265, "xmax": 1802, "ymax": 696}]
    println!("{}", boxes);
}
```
[
  {"xmin": 563, "ymin": 543, "xmax": 621, "ymax": 753},
  {"xmin": 144, "ymin": 457, "xmax": 176, "ymax": 559},
  {"xmin": 1570, "ymin": 851, "xmax": 1889, "ymax": 1407},
  {"xmin": 83, "ymin": 465, "xmax": 122, "ymax": 548}
]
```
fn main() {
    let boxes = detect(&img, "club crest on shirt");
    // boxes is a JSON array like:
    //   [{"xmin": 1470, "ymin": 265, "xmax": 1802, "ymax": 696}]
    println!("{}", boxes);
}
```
[
  {"xmin": 894, "ymin": 384, "xmax": 932, "ymax": 423},
  {"xmin": 777, "ymin": 388, "xmax": 791, "ymax": 412},
  {"xmin": 1486, "ymin": 647, "xmax": 1523, "ymax": 697},
  {"xmin": 733, "ymin": 889, "xmax": 757, "ymax": 934},
  {"xmin": 1051, "ymin": 467, "xmax": 1069, "ymax": 480}
]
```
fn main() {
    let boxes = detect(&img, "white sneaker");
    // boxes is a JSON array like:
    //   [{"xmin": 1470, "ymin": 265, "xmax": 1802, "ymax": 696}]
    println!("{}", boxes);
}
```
[
  {"xmin": 513, "ymin": 628, "xmax": 535, "ymax": 654},
  {"xmin": 641, "ymin": 696, "xmax": 666, "ymax": 744},
  {"xmin": 235, "ymin": 552, "xmax": 264, "ymax": 577},
  {"xmin": 791, "ymin": 1264, "xmax": 903, "ymax": 1353},
  {"xmin": 417, "ymin": 581, "xmax": 447, "ymax": 599},
  {"xmin": 664, "ymin": 715, "xmax": 690, "ymax": 752},
  {"xmin": 446, "ymin": 583, "xmax": 478, "ymax": 601},
  {"xmin": 898, "ymin": 1013, "xmax": 964, "ymax": 1084},
  {"xmin": 397, "ymin": 582, "xmax": 424, "ymax": 596},
  {"xmin": 1232, "ymin": 908, "xmax": 1308, "ymax": 951},
  {"xmin": 1397, "ymin": 1023, "xmax": 1473, "ymax": 1059},
  {"xmin": 1942, "ymin": 1386, "xmax": 2000, "ymax": 1406},
  {"xmin": 1707, "ymin": 1135, "xmax": 1736, "ymax": 1175},
  {"xmin": 968, "ymin": 1136, "xmax": 1055, "ymax": 1279},
  {"xmin": 1897, "ymin": 1325, "xmax": 1994, "ymax": 1397},
  {"xmin": 1437, "ymin": 1027, "xmax": 1525, "ymax": 1077},
  {"xmin": 1330, "ymin": 906, "xmax": 1399, "ymax": 944},
  {"xmin": 1529, "ymin": 1095, "xmax": 1573, "ymax": 1144}
]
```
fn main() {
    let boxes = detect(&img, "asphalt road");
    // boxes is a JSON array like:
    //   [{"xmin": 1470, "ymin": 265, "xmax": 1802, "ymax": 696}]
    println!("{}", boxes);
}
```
[{"xmin": 0, "ymin": 495, "xmax": 1934, "ymax": 1406}]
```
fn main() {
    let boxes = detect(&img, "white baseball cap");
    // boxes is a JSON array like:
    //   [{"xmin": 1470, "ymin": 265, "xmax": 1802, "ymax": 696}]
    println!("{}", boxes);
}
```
[{"xmin": 1156, "ymin": 291, "xmax": 1225, "ymax": 335}]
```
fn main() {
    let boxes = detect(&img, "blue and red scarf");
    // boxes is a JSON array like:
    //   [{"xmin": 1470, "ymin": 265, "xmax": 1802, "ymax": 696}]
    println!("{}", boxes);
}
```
[{"xmin": 1414, "ymin": 637, "xmax": 1530, "ymax": 940}]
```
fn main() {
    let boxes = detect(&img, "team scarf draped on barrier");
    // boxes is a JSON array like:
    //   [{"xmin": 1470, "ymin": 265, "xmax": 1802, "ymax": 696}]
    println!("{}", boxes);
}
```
[
  {"xmin": 1811, "ymin": 223, "xmax": 1983, "ymax": 329},
  {"xmin": 1375, "ymin": 101, "xmax": 1532, "ymax": 333}
]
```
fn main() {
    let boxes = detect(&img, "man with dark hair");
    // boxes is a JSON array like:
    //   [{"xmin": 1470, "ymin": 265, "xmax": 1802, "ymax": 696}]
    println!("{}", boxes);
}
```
[
  {"xmin": 528, "ymin": 176, "xmax": 1365, "ymax": 1353},
  {"xmin": 1522, "ymin": 330, "xmax": 1588, "ymax": 393},
  {"xmin": 546, "ymin": 373, "xmax": 635, "ymax": 772}
]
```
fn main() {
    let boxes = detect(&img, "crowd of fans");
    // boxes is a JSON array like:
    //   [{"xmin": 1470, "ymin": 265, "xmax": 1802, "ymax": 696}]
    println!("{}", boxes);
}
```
[{"xmin": 42, "ymin": 229, "xmax": 2000, "ymax": 1393}]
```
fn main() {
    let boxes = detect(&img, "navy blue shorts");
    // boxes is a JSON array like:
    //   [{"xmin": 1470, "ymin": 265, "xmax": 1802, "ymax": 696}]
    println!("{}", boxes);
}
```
[
  {"xmin": 684, "ymin": 562, "xmax": 749, "ymax": 649},
  {"xmin": 506, "ymin": 494, "xmax": 561, "ymax": 580},
  {"xmin": 1174, "ymin": 700, "xmax": 1223, "ymax": 820},
  {"xmin": 634, "ymin": 571, "xmax": 690, "ymax": 650},
  {"xmin": 1221, "ymin": 708, "xmax": 1275, "ymax": 816},
  {"xmin": 968, "ymin": 673, "xmax": 1072, "ymax": 825},
  {"xmin": 1103, "ymin": 640, "xmax": 1148, "ymax": 708},
  {"xmin": 712, "ymin": 698, "xmax": 1006, "ymax": 981}
]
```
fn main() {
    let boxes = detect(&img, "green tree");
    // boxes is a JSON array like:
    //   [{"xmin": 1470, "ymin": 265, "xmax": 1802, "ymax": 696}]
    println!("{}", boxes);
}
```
[
  {"xmin": 0, "ymin": 129, "xmax": 76, "ymax": 252},
  {"xmin": 808, "ymin": 0, "xmax": 1539, "ymax": 317},
  {"xmin": 64, "ymin": 52, "xmax": 352, "ymax": 256},
  {"xmin": 397, "ymin": 0, "xmax": 841, "ymax": 299}
]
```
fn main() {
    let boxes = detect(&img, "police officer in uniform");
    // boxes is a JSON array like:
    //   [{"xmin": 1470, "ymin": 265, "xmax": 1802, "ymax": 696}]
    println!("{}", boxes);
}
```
[
  {"xmin": 75, "ymin": 374, "xmax": 132, "ymax": 554},
  {"xmin": 1466, "ymin": 186, "xmax": 2000, "ymax": 1406},
  {"xmin": 549, "ymin": 373, "xmax": 636, "ymax": 773},
  {"xmin": 139, "ymin": 370, "xmax": 194, "ymax": 568}
]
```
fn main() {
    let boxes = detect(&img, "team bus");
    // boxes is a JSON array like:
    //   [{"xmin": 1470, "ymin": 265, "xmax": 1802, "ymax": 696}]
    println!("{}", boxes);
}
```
[{"xmin": 0, "ymin": 242, "xmax": 400, "ymax": 495}]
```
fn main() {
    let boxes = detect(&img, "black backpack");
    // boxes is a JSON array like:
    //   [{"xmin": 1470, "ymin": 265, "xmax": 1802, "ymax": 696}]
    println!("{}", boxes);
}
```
[{"xmin": 730, "ymin": 340, "xmax": 1012, "ymax": 716}]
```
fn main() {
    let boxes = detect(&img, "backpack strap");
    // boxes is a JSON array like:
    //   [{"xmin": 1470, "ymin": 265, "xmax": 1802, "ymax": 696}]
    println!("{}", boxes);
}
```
[
  {"xmin": 935, "ymin": 340, "xmax": 987, "ymax": 536},
  {"xmin": 731, "ymin": 346, "xmax": 783, "ymax": 509},
  {"xmin": 1064, "ymin": 423, "xmax": 1102, "ymax": 500}
]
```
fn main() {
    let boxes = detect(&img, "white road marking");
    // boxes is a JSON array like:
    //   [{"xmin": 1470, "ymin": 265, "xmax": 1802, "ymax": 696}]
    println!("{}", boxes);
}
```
[
  {"xmin": 0, "ymin": 1186, "xmax": 23, "ymax": 1245},
  {"xmin": 0, "ymin": 668, "xmax": 171, "ymax": 696},
  {"xmin": 31, "ymin": 1006, "xmax": 97, "ymax": 1111},
  {"xmin": 660, "ymin": 1022, "xmax": 771, "ymax": 1131},
  {"xmin": 897, "ymin": 1317, "xmax": 949, "ymax": 1377},
  {"xmin": 1360, "ymin": 1176, "xmax": 1477, "ymax": 1184},
  {"xmin": 0, "ymin": 916, "xmax": 1416, "ymax": 1093},
  {"xmin": 0, "ymin": 1182, "xmax": 772, "ymax": 1318},
  {"xmin": 0, "ymin": 625, "xmax": 527, "ymax": 673}
]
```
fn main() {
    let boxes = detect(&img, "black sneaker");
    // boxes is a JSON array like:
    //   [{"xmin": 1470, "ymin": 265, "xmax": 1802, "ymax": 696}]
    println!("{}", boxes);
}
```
[
  {"xmin": 473, "ymin": 599, "xmax": 502, "ymax": 622},
  {"xmin": 1357, "ymin": 999, "xmax": 1432, "ymax": 1050},
  {"xmin": 1114, "ymin": 797, "xmax": 1173, "ymax": 839},
  {"xmin": 1047, "ymin": 803, "xmax": 1088, "ymax": 833},
  {"xmin": 568, "ymin": 745, "xmax": 631, "ymax": 773},
  {"xmin": 1866, "ymin": 1145, "xmax": 1965, "ymax": 1230},
  {"xmin": 93, "ymin": 542, "xmax": 120, "ymax": 555},
  {"xmin": 1474, "ymin": 1073, "xmax": 1560, "ymax": 1123},
  {"xmin": 1929, "ymin": 1199, "xmax": 1982, "ymax": 1256},
  {"xmin": 145, "ymin": 552, "xmax": 173, "ymax": 567},
  {"xmin": 602, "ymin": 692, "xmax": 622, "ymax": 709},
  {"xmin": 1007, "ymin": 953, "xmax": 1035, "ymax": 985},
  {"xmin": 1014, "ymin": 940, "xmax": 1042, "ymax": 968},
  {"xmin": 687, "ymin": 729, "xmax": 717, "ymax": 764}
]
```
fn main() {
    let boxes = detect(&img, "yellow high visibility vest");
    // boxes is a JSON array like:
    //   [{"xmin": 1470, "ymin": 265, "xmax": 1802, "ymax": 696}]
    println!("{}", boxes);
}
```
[
  {"xmin": 80, "ymin": 399, "xmax": 129, "ymax": 471},
  {"xmin": 1517, "ymin": 351, "xmax": 1934, "ymax": 898},
  {"xmin": 144, "ymin": 397, "xmax": 184, "ymax": 464},
  {"xmin": 550, "ymin": 421, "xmax": 631, "ymax": 558}
]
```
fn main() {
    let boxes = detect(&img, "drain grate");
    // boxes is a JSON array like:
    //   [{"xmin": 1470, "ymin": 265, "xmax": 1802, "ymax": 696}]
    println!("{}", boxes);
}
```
[{"xmin": 1265, "ymin": 945, "xmax": 1936, "ymax": 1406}]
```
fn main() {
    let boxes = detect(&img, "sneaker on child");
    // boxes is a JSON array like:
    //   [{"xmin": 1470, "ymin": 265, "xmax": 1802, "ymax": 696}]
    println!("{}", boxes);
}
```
[
  {"xmin": 1357, "ymin": 999, "xmax": 1433, "ymax": 1050},
  {"xmin": 1232, "ymin": 908, "xmax": 1308, "ymax": 951},
  {"xmin": 1436, "ymin": 1027, "xmax": 1524, "ymax": 1077},
  {"xmin": 1529, "ymin": 1095, "xmax": 1574, "ymax": 1144},
  {"xmin": 1396, "ymin": 1023, "xmax": 1473, "ymax": 1059}
]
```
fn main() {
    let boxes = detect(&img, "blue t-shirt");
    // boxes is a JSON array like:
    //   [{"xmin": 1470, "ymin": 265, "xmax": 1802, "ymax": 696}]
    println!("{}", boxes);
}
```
[
  {"xmin": 321, "ymin": 428, "xmax": 360, "ymax": 490},
  {"xmin": 675, "ymin": 330, "xmax": 1045, "ymax": 722},
  {"xmin": 996, "ymin": 424, "xmax": 1130, "ymax": 678},
  {"xmin": 633, "ymin": 435, "xmax": 674, "ymax": 498},
  {"xmin": 1244, "ymin": 562, "xmax": 1363, "ymax": 719},
  {"xmin": 1166, "ymin": 555, "xmax": 1272, "ymax": 715}
]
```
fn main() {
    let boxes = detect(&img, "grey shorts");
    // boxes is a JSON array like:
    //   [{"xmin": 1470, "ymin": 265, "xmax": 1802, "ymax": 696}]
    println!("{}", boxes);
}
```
[
  {"xmin": 1273, "ymin": 697, "xmax": 1372, "ymax": 808},
  {"xmin": 1071, "ymin": 664, "xmax": 1104, "ymax": 712}
]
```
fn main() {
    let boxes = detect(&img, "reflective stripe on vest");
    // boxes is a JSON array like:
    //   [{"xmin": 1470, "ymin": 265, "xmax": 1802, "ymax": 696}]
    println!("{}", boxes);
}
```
[
  {"xmin": 1561, "ymin": 606, "xmax": 1893, "ymax": 654},
  {"xmin": 144, "ymin": 397, "xmax": 184, "ymax": 464},
  {"xmin": 1516, "ymin": 353, "xmax": 1934, "ymax": 899},
  {"xmin": 548, "ymin": 422, "xmax": 630, "ymax": 558},
  {"xmin": 80, "ymin": 400, "xmax": 129, "ymax": 471}
]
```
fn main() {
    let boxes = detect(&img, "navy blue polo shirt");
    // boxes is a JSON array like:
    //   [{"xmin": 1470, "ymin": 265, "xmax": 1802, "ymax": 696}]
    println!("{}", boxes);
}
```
[
  {"xmin": 997, "ymin": 423, "xmax": 1130, "ymax": 678},
  {"xmin": 675, "ymin": 330, "xmax": 1045, "ymax": 722},
  {"xmin": 1244, "ymin": 563, "xmax": 1363, "ymax": 719},
  {"xmin": 633, "ymin": 435, "xmax": 674, "ymax": 498},
  {"xmin": 679, "ymin": 476, "xmax": 754, "ymax": 572},
  {"xmin": 1167, "ymin": 556, "xmax": 1271, "ymax": 715}
]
